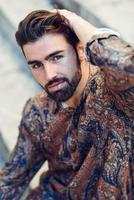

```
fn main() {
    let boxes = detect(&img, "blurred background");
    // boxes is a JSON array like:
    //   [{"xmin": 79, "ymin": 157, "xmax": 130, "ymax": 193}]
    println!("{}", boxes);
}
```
[{"xmin": 0, "ymin": 0, "xmax": 133, "ymax": 198}]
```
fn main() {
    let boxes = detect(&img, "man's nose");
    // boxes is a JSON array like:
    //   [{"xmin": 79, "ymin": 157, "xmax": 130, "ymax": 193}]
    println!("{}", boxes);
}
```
[{"xmin": 44, "ymin": 62, "xmax": 57, "ymax": 82}]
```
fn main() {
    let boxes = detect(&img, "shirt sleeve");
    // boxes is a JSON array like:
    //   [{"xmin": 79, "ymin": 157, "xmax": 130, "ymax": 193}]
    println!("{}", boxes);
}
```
[
  {"xmin": 86, "ymin": 35, "xmax": 134, "ymax": 118},
  {"xmin": 0, "ymin": 98, "xmax": 45, "ymax": 200}
]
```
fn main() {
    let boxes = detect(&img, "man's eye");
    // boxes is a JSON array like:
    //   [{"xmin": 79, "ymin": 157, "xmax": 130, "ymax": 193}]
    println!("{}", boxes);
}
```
[
  {"xmin": 31, "ymin": 63, "xmax": 42, "ymax": 69},
  {"xmin": 52, "ymin": 55, "xmax": 63, "ymax": 62}
]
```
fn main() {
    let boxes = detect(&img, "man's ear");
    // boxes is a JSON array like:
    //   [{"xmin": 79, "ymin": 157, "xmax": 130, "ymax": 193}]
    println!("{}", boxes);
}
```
[{"xmin": 76, "ymin": 42, "xmax": 86, "ymax": 61}]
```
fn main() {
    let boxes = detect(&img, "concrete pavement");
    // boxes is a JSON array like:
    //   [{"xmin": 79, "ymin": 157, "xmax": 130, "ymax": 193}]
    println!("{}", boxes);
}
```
[
  {"xmin": 0, "ymin": 0, "xmax": 53, "ymax": 155},
  {"xmin": 0, "ymin": 0, "xmax": 53, "ymax": 154},
  {"xmin": 0, "ymin": 0, "xmax": 53, "ymax": 192}
]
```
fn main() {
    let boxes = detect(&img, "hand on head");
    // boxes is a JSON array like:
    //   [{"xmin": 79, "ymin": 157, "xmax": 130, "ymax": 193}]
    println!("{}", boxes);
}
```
[
  {"xmin": 51, "ymin": 9, "xmax": 80, "ymax": 30},
  {"xmin": 51, "ymin": 9, "xmax": 97, "ymax": 45}
]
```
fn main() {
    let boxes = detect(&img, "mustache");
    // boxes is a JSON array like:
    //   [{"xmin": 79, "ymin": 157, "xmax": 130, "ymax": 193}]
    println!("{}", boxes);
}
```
[{"xmin": 45, "ymin": 77, "xmax": 69, "ymax": 88}]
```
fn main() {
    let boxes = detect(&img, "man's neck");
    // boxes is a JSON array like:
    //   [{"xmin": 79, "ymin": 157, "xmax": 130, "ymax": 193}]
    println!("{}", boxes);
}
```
[{"xmin": 64, "ymin": 63, "xmax": 90, "ymax": 108}]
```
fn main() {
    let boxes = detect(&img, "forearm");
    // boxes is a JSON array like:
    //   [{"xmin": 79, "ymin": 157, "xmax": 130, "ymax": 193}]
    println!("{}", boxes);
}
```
[
  {"xmin": 86, "ymin": 35, "xmax": 134, "ymax": 73},
  {"xmin": 69, "ymin": 15, "xmax": 97, "ymax": 45},
  {"xmin": 0, "ymin": 114, "xmax": 44, "ymax": 199},
  {"xmin": 85, "ymin": 34, "xmax": 134, "ymax": 118},
  {"xmin": 86, "ymin": 35, "xmax": 134, "ymax": 90},
  {"xmin": 0, "ymin": 172, "xmax": 30, "ymax": 200}
]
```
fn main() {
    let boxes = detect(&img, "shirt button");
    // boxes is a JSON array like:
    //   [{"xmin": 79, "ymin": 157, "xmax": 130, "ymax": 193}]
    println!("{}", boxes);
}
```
[
  {"xmin": 70, "ymin": 139, "xmax": 77, "ymax": 152},
  {"xmin": 44, "ymin": 135, "xmax": 51, "ymax": 142}
]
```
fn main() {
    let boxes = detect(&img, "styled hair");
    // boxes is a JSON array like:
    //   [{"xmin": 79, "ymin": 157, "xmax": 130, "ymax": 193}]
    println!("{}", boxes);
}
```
[{"xmin": 15, "ymin": 10, "xmax": 79, "ymax": 50}]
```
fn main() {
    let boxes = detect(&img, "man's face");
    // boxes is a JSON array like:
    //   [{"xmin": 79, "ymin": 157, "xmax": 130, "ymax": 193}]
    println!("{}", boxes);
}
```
[{"xmin": 23, "ymin": 33, "xmax": 81, "ymax": 102}]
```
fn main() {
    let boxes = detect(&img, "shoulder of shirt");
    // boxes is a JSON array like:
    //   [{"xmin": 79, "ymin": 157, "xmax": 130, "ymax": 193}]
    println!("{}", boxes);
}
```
[{"xmin": 22, "ymin": 91, "xmax": 48, "ymax": 116}]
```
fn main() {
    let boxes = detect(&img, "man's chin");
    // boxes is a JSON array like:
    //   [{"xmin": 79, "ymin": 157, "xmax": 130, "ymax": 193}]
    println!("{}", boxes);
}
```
[{"xmin": 46, "ymin": 89, "xmax": 73, "ymax": 102}]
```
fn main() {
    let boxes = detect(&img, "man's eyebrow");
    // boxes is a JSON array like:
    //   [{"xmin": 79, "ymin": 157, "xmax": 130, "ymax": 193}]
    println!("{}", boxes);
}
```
[
  {"xmin": 45, "ymin": 50, "xmax": 64, "ymax": 60},
  {"xmin": 27, "ymin": 60, "xmax": 40, "ymax": 65},
  {"xmin": 27, "ymin": 50, "xmax": 64, "ymax": 65}
]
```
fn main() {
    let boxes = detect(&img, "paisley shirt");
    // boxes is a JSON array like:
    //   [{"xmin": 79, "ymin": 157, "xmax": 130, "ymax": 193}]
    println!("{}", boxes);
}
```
[{"xmin": 0, "ymin": 35, "xmax": 134, "ymax": 200}]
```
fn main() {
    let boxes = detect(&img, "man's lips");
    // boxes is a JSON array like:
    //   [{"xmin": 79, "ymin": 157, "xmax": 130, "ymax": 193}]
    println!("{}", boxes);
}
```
[{"xmin": 48, "ymin": 80, "xmax": 66, "ymax": 92}]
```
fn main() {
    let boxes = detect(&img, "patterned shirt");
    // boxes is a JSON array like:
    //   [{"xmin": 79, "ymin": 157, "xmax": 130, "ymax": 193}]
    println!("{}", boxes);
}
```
[{"xmin": 0, "ymin": 34, "xmax": 134, "ymax": 200}]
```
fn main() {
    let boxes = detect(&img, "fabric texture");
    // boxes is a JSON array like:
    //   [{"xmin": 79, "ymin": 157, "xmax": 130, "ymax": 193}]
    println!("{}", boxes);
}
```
[{"xmin": 0, "ymin": 35, "xmax": 134, "ymax": 200}]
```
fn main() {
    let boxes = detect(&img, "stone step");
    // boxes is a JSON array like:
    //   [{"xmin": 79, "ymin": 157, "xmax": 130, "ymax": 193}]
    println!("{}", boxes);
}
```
[{"xmin": 0, "ymin": 0, "xmax": 53, "ymax": 193}]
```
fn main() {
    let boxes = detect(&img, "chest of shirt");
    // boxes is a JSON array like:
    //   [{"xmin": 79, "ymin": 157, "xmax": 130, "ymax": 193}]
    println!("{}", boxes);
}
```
[{"xmin": 39, "ymin": 95, "xmax": 129, "ymax": 171}]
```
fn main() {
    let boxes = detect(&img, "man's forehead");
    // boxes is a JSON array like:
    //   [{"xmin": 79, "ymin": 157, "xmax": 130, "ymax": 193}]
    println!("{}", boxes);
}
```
[{"xmin": 23, "ymin": 33, "xmax": 69, "ymax": 53}]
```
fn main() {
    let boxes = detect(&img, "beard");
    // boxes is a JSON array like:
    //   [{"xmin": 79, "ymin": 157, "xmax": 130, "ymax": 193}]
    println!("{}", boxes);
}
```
[{"xmin": 44, "ymin": 70, "xmax": 82, "ymax": 102}]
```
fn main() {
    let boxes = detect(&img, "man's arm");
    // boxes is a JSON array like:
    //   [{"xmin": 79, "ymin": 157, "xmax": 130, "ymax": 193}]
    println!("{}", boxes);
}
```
[
  {"xmin": 86, "ymin": 35, "xmax": 134, "ymax": 118},
  {"xmin": 0, "ymin": 99, "xmax": 45, "ymax": 199},
  {"xmin": 56, "ymin": 9, "xmax": 134, "ymax": 117}
]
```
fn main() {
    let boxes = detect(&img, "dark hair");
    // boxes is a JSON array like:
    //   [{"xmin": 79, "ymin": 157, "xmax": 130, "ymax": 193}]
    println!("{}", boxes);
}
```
[{"xmin": 15, "ymin": 10, "xmax": 79, "ymax": 50}]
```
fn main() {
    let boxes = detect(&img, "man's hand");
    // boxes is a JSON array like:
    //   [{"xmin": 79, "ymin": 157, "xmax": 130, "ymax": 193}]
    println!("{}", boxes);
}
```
[
  {"xmin": 53, "ymin": 9, "xmax": 81, "ymax": 29},
  {"xmin": 52, "ymin": 9, "xmax": 97, "ymax": 45}
]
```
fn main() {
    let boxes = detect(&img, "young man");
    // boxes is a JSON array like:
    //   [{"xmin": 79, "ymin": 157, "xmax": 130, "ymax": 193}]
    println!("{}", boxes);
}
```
[{"xmin": 0, "ymin": 9, "xmax": 134, "ymax": 199}]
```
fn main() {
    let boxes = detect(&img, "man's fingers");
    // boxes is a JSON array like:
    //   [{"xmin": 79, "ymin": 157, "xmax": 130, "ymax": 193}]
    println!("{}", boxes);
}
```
[
  {"xmin": 51, "ymin": 9, "xmax": 74, "ymax": 17},
  {"xmin": 50, "ymin": 9, "xmax": 79, "ymax": 31}
]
